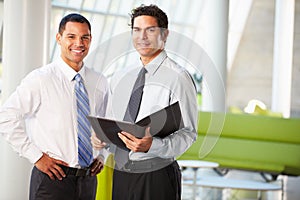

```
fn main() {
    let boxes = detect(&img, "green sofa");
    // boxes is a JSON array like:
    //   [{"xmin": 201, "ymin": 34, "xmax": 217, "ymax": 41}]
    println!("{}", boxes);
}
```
[
  {"xmin": 178, "ymin": 112, "xmax": 300, "ymax": 176},
  {"xmin": 95, "ymin": 111, "xmax": 299, "ymax": 199}
]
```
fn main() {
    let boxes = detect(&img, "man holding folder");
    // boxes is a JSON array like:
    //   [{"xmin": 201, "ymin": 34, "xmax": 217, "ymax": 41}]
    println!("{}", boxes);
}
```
[{"xmin": 92, "ymin": 4, "xmax": 198, "ymax": 200}]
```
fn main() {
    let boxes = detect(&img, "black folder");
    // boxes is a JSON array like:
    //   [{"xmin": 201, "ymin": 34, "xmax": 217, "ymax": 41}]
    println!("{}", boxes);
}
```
[{"xmin": 88, "ymin": 102, "xmax": 183, "ymax": 151}]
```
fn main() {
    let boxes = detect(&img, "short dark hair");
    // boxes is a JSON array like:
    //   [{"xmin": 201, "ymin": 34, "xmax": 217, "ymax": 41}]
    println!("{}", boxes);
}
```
[
  {"xmin": 58, "ymin": 13, "xmax": 91, "ymax": 34},
  {"xmin": 130, "ymin": 4, "xmax": 168, "ymax": 29}
]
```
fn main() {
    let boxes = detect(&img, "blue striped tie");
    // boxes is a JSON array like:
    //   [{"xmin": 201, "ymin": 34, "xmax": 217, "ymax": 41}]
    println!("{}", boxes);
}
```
[{"xmin": 74, "ymin": 73, "xmax": 93, "ymax": 167}]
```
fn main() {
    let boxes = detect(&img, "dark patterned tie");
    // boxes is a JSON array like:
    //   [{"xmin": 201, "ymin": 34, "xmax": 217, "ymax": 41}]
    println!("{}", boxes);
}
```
[
  {"xmin": 115, "ymin": 67, "xmax": 147, "ymax": 169},
  {"xmin": 123, "ymin": 67, "xmax": 147, "ymax": 122},
  {"xmin": 74, "ymin": 73, "xmax": 93, "ymax": 167}
]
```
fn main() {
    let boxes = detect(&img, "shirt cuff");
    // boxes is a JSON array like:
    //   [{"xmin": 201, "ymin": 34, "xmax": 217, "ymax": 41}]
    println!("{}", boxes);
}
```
[
  {"xmin": 24, "ymin": 145, "xmax": 43, "ymax": 164},
  {"xmin": 147, "ymin": 137, "xmax": 163, "ymax": 154}
]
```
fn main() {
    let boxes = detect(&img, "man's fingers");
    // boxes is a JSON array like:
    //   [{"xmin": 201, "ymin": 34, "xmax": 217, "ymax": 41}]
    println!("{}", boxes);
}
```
[
  {"xmin": 45, "ymin": 164, "xmax": 66, "ymax": 181},
  {"xmin": 55, "ymin": 159, "xmax": 69, "ymax": 167},
  {"xmin": 119, "ymin": 131, "xmax": 135, "ymax": 141},
  {"xmin": 91, "ymin": 164, "xmax": 103, "ymax": 176},
  {"xmin": 34, "ymin": 153, "xmax": 70, "ymax": 180},
  {"xmin": 50, "ymin": 166, "xmax": 63, "ymax": 180},
  {"xmin": 90, "ymin": 158, "xmax": 104, "ymax": 176},
  {"xmin": 45, "ymin": 170, "xmax": 55, "ymax": 180},
  {"xmin": 91, "ymin": 134, "xmax": 107, "ymax": 149},
  {"xmin": 54, "ymin": 164, "xmax": 66, "ymax": 179}
]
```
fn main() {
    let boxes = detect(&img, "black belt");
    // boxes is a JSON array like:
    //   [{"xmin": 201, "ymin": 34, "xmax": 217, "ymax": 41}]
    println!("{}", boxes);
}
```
[
  {"xmin": 59, "ymin": 165, "xmax": 91, "ymax": 177},
  {"xmin": 121, "ymin": 157, "xmax": 174, "ymax": 173}
]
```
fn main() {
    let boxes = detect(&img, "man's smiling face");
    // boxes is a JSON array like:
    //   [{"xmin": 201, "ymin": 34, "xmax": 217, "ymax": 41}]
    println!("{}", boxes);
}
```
[{"xmin": 56, "ymin": 21, "xmax": 92, "ymax": 71}]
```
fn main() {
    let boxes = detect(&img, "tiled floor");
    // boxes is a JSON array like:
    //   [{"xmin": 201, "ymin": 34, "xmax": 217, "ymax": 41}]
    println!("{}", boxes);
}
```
[{"xmin": 180, "ymin": 168, "xmax": 295, "ymax": 200}]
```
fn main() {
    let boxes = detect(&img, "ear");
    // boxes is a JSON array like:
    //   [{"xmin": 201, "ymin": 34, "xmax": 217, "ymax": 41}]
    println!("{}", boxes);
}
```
[
  {"xmin": 162, "ymin": 29, "xmax": 169, "ymax": 43},
  {"xmin": 56, "ymin": 33, "xmax": 61, "ymax": 45}
]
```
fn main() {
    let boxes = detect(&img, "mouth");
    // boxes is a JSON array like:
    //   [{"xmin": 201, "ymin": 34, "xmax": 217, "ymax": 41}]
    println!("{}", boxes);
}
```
[
  {"xmin": 71, "ymin": 48, "xmax": 85, "ymax": 54},
  {"xmin": 137, "ymin": 42, "xmax": 152, "ymax": 48}
]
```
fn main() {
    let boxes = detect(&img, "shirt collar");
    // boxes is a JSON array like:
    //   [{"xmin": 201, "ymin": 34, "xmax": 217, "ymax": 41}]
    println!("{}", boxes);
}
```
[
  {"xmin": 56, "ymin": 56, "xmax": 87, "ymax": 82},
  {"xmin": 139, "ymin": 50, "xmax": 167, "ymax": 75}
]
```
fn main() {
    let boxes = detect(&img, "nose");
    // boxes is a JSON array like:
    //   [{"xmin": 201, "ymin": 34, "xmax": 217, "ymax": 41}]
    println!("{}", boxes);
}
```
[
  {"xmin": 75, "ymin": 37, "xmax": 84, "ymax": 46},
  {"xmin": 141, "ymin": 30, "xmax": 148, "ymax": 39}
]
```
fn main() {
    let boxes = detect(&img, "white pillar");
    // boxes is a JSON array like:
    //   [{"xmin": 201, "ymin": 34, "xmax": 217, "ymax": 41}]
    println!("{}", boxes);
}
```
[
  {"xmin": 201, "ymin": 0, "xmax": 228, "ymax": 112},
  {"xmin": 271, "ymin": 0, "xmax": 295, "ymax": 118},
  {"xmin": 0, "ymin": 0, "xmax": 51, "ymax": 199}
]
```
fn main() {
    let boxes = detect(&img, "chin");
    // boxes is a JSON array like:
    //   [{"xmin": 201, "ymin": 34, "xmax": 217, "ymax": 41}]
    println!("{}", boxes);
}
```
[{"xmin": 138, "ymin": 48, "xmax": 156, "ymax": 55}]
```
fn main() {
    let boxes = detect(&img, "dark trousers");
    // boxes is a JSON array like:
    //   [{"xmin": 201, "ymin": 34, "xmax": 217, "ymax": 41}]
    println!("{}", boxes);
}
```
[
  {"xmin": 112, "ymin": 161, "xmax": 181, "ymax": 200},
  {"xmin": 29, "ymin": 167, "xmax": 97, "ymax": 200}
]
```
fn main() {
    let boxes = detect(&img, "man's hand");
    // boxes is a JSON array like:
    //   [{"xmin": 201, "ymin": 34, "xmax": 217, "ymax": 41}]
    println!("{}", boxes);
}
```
[
  {"xmin": 90, "ymin": 157, "xmax": 104, "ymax": 176},
  {"xmin": 118, "ymin": 127, "xmax": 152, "ymax": 152},
  {"xmin": 34, "ymin": 153, "xmax": 69, "ymax": 180},
  {"xmin": 91, "ymin": 131, "xmax": 107, "ymax": 150}
]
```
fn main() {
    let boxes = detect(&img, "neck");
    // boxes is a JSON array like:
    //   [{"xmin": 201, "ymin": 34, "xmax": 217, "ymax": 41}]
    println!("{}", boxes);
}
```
[
  {"xmin": 140, "ymin": 50, "xmax": 162, "ymax": 65},
  {"xmin": 60, "ymin": 56, "xmax": 83, "ymax": 72}
]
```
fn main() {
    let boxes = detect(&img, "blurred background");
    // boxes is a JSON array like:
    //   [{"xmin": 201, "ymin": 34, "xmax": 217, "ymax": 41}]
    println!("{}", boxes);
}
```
[
  {"xmin": 0, "ymin": 0, "xmax": 299, "ymax": 117},
  {"xmin": 0, "ymin": 0, "xmax": 299, "ymax": 199}
]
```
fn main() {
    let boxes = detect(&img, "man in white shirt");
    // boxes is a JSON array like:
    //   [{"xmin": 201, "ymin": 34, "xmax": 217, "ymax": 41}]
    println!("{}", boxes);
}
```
[
  {"xmin": 92, "ymin": 4, "xmax": 198, "ymax": 200},
  {"xmin": 0, "ymin": 13, "xmax": 108, "ymax": 199}
]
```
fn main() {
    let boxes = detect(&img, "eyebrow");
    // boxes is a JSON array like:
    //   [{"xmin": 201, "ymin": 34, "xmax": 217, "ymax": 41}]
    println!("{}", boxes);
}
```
[
  {"xmin": 65, "ymin": 33, "xmax": 91, "ymax": 37},
  {"xmin": 132, "ymin": 26, "xmax": 158, "ymax": 29}
]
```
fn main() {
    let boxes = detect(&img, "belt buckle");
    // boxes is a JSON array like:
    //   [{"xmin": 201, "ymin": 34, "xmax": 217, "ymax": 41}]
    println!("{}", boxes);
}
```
[
  {"xmin": 85, "ymin": 168, "xmax": 91, "ymax": 176},
  {"xmin": 123, "ymin": 161, "xmax": 134, "ymax": 172}
]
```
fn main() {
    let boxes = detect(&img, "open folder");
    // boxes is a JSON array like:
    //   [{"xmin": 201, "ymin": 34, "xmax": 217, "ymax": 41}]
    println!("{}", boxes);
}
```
[{"xmin": 88, "ymin": 102, "xmax": 184, "ymax": 151}]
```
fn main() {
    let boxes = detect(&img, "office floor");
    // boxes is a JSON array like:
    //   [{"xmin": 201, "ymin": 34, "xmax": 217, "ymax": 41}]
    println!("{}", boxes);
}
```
[
  {"xmin": 181, "ymin": 185, "xmax": 283, "ymax": 200},
  {"xmin": 181, "ymin": 168, "xmax": 299, "ymax": 200}
]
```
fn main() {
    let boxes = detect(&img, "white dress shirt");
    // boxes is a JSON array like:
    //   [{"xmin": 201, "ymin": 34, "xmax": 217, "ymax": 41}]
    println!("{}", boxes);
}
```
[
  {"xmin": 0, "ymin": 57, "xmax": 108, "ymax": 167},
  {"xmin": 106, "ymin": 50, "xmax": 198, "ymax": 161}
]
